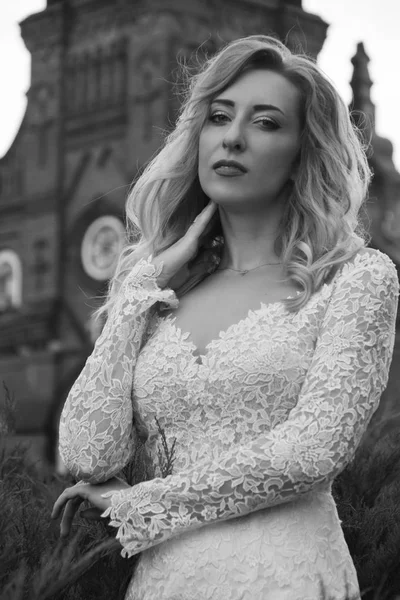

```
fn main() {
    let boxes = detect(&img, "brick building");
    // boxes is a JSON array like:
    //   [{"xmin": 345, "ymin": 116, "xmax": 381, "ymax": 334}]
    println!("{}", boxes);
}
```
[{"xmin": 0, "ymin": 0, "xmax": 399, "ymax": 463}]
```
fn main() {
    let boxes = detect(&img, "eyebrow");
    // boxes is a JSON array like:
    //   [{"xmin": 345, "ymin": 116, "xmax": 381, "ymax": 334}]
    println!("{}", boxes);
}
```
[{"xmin": 211, "ymin": 98, "xmax": 285, "ymax": 116}]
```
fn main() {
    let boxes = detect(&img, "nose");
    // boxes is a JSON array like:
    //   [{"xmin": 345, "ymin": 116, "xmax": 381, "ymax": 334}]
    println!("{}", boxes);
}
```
[{"xmin": 222, "ymin": 119, "xmax": 246, "ymax": 152}]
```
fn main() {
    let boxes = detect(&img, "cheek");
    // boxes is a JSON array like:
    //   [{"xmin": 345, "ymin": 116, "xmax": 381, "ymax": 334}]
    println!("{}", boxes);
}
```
[
  {"xmin": 198, "ymin": 132, "xmax": 212, "ymax": 181},
  {"xmin": 198, "ymin": 129, "xmax": 211, "ymax": 161},
  {"xmin": 254, "ymin": 139, "xmax": 299, "ymax": 178},
  {"xmin": 198, "ymin": 139, "xmax": 206, "ymax": 169}
]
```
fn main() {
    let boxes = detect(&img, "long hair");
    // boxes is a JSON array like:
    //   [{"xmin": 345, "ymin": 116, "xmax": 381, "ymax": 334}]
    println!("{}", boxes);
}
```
[{"xmin": 92, "ymin": 34, "xmax": 371, "ymax": 324}]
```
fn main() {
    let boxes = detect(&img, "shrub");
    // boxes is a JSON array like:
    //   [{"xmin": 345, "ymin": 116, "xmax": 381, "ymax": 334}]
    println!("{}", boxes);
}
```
[
  {"xmin": 333, "ymin": 426, "xmax": 400, "ymax": 600},
  {"xmin": 0, "ymin": 439, "xmax": 137, "ymax": 600},
  {"xmin": 1, "ymin": 381, "xmax": 400, "ymax": 599}
]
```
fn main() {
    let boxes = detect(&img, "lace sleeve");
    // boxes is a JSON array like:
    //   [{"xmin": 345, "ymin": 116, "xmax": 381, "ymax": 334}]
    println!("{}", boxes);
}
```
[
  {"xmin": 58, "ymin": 256, "xmax": 178, "ymax": 483},
  {"xmin": 101, "ymin": 250, "xmax": 399, "ymax": 558}
]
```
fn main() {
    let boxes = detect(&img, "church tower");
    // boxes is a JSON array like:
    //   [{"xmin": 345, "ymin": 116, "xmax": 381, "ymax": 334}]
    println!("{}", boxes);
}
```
[
  {"xmin": 349, "ymin": 42, "xmax": 400, "ymax": 422},
  {"xmin": 4, "ymin": 0, "xmax": 371, "ymax": 455}
]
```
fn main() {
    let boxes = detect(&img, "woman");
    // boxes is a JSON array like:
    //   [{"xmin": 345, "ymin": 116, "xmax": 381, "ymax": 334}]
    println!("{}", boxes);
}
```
[{"xmin": 52, "ymin": 35, "xmax": 399, "ymax": 599}]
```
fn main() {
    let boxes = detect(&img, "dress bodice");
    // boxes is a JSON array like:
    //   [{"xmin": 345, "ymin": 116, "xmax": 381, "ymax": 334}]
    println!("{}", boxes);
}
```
[
  {"xmin": 58, "ymin": 248, "xmax": 399, "ymax": 570},
  {"xmin": 133, "ymin": 283, "xmax": 330, "ymax": 474}
]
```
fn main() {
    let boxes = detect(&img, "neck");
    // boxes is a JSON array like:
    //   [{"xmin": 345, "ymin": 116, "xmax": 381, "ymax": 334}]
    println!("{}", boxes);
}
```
[{"xmin": 217, "ymin": 200, "xmax": 283, "ymax": 271}]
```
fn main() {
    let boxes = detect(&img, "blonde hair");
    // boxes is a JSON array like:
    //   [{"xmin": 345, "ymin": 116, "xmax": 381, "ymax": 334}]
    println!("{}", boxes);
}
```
[{"xmin": 93, "ymin": 34, "xmax": 371, "ymax": 324}]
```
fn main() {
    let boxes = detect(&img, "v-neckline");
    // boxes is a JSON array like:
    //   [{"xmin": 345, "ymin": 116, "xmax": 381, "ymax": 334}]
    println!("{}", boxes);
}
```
[
  {"xmin": 159, "ymin": 292, "xmax": 302, "ymax": 366},
  {"xmin": 153, "ymin": 252, "xmax": 356, "ymax": 366}
]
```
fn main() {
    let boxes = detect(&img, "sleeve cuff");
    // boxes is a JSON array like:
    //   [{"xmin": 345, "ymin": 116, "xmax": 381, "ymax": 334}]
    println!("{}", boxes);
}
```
[
  {"xmin": 100, "ymin": 486, "xmax": 151, "ymax": 558},
  {"xmin": 124, "ymin": 255, "xmax": 179, "ymax": 311}
]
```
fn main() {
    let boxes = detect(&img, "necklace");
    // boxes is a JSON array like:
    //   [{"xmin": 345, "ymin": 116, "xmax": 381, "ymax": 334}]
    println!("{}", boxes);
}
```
[{"xmin": 217, "ymin": 261, "xmax": 283, "ymax": 276}]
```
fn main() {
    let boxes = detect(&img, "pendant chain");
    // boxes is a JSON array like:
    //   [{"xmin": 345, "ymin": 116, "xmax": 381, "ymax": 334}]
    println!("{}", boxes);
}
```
[{"xmin": 217, "ymin": 261, "xmax": 283, "ymax": 276}]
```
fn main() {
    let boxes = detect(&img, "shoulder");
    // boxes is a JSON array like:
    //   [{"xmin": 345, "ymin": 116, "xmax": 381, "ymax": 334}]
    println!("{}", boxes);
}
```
[
  {"xmin": 333, "ymin": 247, "xmax": 399, "ymax": 299},
  {"xmin": 339, "ymin": 247, "xmax": 397, "ymax": 278},
  {"xmin": 353, "ymin": 247, "xmax": 397, "ymax": 269}
]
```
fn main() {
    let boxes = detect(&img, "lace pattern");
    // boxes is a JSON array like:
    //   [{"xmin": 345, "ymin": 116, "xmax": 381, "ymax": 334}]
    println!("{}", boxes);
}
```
[
  {"xmin": 58, "ymin": 256, "xmax": 178, "ymax": 482},
  {"xmin": 99, "ymin": 250, "xmax": 398, "ymax": 559},
  {"xmin": 58, "ymin": 248, "xmax": 399, "ymax": 599}
]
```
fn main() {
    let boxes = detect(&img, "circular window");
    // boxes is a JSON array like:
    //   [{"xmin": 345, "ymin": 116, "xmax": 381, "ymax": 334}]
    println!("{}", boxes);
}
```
[{"xmin": 80, "ymin": 216, "xmax": 125, "ymax": 281}]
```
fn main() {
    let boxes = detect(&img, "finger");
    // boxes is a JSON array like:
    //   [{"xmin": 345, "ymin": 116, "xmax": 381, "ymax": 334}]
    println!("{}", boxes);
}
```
[
  {"xmin": 52, "ymin": 483, "xmax": 89, "ymax": 519},
  {"xmin": 79, "ymin": 508, "xmax": 103, "ymax": 521},
  {"xmin": 60, "ymin": 497, "xmax": 83, "ymax": 537},
  {"xmin": 190, "ymin": 201, "xmax": 217, "ymax": 232},
  {"xmin": 51, "ymin": 490, "xmax": 70, "ymax": 519},
  {"xmin": 186, "ymin": 204, "xmax": 218, "ymax": 250}
]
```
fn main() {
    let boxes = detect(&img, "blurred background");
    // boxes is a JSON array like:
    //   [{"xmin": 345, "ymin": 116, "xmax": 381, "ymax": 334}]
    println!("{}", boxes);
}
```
[{"xmin": 1, "ymin": 0, "xmax": 399, "ymax": 471}]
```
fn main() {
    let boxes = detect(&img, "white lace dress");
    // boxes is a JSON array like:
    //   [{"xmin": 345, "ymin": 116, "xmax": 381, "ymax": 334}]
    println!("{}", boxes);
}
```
[{"xmin": 59, "ymin": 248, "xmax": 399, "ymax": 600}]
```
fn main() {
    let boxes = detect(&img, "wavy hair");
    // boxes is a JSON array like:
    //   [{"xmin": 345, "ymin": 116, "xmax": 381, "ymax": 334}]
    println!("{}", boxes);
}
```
[{"xmin": 93, "ymin": 34, "xmax": 371, "ymax": 324}]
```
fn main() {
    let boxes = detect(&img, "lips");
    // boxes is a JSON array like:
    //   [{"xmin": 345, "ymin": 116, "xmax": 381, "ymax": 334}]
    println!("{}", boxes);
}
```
[{"xmin": 212, "ymin": 160, "xmax": 247, "ymax": 173}]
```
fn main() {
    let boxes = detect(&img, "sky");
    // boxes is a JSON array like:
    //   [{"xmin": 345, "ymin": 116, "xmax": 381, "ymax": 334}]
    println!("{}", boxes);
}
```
[{"xmin": 1, "ymin": 0, "xmax": 399, "ymax": 170}]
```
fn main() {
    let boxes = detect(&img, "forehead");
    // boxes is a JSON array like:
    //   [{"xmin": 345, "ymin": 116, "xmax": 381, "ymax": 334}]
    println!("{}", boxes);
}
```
[{"xmin": 214, "ymin": 69, "xmax": 301, "ymax": 118}]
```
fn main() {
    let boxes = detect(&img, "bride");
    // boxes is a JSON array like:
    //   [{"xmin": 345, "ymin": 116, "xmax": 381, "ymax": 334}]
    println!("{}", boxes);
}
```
[{"xmin": 52, "ymin": 35, "xmax": 399, "ymax": 599}]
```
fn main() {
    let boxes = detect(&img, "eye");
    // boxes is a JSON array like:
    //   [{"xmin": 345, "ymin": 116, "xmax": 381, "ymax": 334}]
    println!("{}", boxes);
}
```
[
  {"xmin": 255, "ymin": 117, "xmax": 280, "ymax": 131},
  {"xmin": 208, "ymin": 111, "xmax": 230, "ymax": 124}
]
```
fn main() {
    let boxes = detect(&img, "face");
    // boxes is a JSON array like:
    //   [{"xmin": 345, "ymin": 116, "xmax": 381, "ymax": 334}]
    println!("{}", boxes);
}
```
[{"xmin": 198, "ymin": 69, "xmax": 302, "ymax": 211}]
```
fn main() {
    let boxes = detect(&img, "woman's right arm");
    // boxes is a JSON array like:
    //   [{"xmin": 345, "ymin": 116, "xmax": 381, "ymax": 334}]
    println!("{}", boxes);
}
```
[
  {"xmin": 58, "ymin": 256, "xmax": 179, "ymax": 484},
  {"xmin": 58, "ymin": 200, "xmax": 217, "ymax": 484}
]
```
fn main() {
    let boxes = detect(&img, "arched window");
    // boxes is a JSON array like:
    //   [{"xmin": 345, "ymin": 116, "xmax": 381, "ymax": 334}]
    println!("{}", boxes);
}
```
[{"xmin": 0, "ymin": 250, "xmax": 22, "ymax": 312}]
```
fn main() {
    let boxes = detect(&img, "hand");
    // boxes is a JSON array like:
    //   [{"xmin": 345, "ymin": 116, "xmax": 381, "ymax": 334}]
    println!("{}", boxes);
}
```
[
  {"xmin": 51, "ymin": 476, "xmax": 131, "ymax": 538},
  {"xmin": 151, "ymin": 200, "xmax": 218, "ymax": 290}
]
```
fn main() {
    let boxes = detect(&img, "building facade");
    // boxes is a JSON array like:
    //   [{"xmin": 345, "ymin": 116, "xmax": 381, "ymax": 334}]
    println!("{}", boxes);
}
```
[{"xmin": 0, "ymin": 0, "xmax": 398, "ymax": 460}]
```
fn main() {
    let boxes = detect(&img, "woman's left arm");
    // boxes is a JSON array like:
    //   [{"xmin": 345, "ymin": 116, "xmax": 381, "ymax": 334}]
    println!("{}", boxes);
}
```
[{"xmin": 102, "ymin": 250, "xmax": 399, "ymax": 558}]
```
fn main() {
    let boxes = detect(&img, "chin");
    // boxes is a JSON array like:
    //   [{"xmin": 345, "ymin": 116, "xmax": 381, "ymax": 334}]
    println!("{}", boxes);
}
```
[
  {"xmin": 211, "ymin": 194, "xmax": 247, "ymax": 206},
  {"xmin": 206, "ymin": 188, "xmax": 258, "ymax": 207},
  {"xmin": 202, "ymin": 182, "xmax": 249, "ymax": 205}
]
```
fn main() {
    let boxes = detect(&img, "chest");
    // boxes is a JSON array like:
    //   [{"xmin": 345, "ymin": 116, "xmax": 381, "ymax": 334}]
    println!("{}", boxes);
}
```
[
  {"xmin": 135, "ymin": 286, "xmax": 322, "ymax": 449},
  {"xmin": 158, "ymin": 271, "xmax": 301, "ymax": 360}
]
